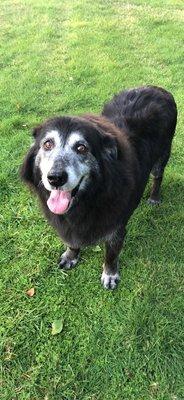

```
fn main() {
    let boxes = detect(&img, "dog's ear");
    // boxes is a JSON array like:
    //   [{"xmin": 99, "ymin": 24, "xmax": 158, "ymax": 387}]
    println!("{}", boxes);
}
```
[
  {"xmin": 102, "ymin": 134, "xmax": 118, "ymax": 161},
  {"xmin": 32, "ymin": 124, "xmax": 43, "ymax": 138},
  {"xmin": 20, "ymin": 145, "xmax": 37, "ymax": 185},
  {"xmin": 81, "ymin": 114, "xmax": 118, "ymax": 160}
]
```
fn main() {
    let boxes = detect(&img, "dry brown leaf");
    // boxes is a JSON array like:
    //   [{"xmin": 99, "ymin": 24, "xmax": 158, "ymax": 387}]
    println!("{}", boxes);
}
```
[{"xmin": 26, "ymin": 287, "xmax": 35, "ymax": 297}]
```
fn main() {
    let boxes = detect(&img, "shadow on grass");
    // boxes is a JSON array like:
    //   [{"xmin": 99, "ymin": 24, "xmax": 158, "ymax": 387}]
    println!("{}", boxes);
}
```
[{"xmin": 121, "ymin": 177, "xmax": 183, "ymax": 267}]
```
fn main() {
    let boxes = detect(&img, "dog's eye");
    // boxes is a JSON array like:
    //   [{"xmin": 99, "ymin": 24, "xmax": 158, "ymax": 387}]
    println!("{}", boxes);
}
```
[
  {"xmin": 43, "ymin": 139, "xmax": 54, "ymax": 151},
  {"xmin": 76, "ymin": 144, "xmax": 88, "ymax": 154}
]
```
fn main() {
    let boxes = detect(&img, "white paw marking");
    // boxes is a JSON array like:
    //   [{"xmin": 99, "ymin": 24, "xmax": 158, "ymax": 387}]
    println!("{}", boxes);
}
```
[
  {"xmin": 59, "ymin": 250, "xmax": 79, "ymax": 269},
  {"xmin": 101, "ymin": 271, "xmax": 120, "ymax": 290},
  {"xmin": 147, "ymin": 198, "xmax": 160, "ymax": 205}
]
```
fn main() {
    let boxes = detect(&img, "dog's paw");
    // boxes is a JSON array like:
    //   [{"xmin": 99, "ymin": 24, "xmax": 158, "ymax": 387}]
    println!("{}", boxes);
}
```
[
  {"xmin": 101, "ymin": 271, "xmax": 120, "ymax": 290},
  {"xmin": 59, "ymin": 250, "xmax": 79, "ymax": 270},
  {"xmin": 147, "ymin": 197, "xmax": 161, "ymax": 206}
]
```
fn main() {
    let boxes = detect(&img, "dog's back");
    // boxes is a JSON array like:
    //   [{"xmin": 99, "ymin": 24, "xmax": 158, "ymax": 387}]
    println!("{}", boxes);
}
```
[
  {"xmin": 102, "ymin": 86, "xmax": 177, "ymax": 203},
  {"xmin": 102, "ymin": 86, "xmax": 177, "ymax": 142}
]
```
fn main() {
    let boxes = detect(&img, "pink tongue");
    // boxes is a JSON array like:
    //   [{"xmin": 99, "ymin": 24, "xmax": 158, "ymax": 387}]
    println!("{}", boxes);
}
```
[{"xmin": 47, "ymin": 190, "xmax": 71, "ymax": 214}]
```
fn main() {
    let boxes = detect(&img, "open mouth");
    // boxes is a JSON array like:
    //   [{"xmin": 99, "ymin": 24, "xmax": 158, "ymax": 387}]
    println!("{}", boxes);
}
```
[{"xmin": 47, "ymin": 177, "xmax": 84, "ymax": 215}]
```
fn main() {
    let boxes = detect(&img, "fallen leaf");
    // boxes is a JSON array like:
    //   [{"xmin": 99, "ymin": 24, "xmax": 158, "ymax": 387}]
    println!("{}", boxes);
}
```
[
  {"xmin": 51, "ymin": 319, "xmax": 64, "ymax": 335},
  {"xmin": 92, "ymin": 245, "xmax": 101, "ymax": 253},
  {"xmin": 26, "ymin": 287, "xmax": 35, "ymax": 297}
]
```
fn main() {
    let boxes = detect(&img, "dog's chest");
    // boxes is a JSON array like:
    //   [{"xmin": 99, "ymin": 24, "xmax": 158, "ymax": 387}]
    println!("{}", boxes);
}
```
[{"xmin": 51, "ymin": 211, "xmax": 118, "ymax": 248}]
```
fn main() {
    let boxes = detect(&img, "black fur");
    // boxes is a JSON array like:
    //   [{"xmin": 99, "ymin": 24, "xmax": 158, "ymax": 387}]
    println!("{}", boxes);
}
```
[{"xmin": 21, "ymin": 86, "xmax": 177, "ymax": 289}]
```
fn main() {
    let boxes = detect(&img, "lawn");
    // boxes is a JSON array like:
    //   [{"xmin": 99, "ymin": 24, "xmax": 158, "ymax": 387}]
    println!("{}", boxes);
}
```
[{"xmin": 0, "ymin": 0, "xmax": 184, "ymax": 399}]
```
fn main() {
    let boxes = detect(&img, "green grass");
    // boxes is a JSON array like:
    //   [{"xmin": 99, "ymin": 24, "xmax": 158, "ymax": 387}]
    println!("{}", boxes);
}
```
[{"xmin": 0, "ymin": 0, "xmax": 184, "ymax": 399}]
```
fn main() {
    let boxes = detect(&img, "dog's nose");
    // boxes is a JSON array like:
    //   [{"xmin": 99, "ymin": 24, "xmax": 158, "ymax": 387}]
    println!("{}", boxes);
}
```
[{"xmin": 47, "ymin": 171, "xmax": 68, "ymax": 188}]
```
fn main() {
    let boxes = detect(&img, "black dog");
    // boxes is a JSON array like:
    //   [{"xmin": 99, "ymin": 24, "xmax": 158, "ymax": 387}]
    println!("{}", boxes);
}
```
[{"xmin": 21, "ymin": 86, "xmax": 177, "ymax": 289}]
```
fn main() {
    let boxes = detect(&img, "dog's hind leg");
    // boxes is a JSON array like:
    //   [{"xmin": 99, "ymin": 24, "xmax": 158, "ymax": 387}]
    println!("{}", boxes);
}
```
[
  {"xmin": 148, "ymin": 148, "xmax": 171, "ymax": 205},
  {"xmin": 59, "ymin": 247, "xmax": 80, "ymax": 270},
  {"xmin": 101, "ymin": 227, "xmax": 126, "ymax": 290}
]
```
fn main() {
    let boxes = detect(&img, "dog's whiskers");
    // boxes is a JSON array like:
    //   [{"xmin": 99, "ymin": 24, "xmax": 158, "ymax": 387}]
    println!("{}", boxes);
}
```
[{"xmin": 38, "ymin": 180, "xmax": 44, "ymax": 189}]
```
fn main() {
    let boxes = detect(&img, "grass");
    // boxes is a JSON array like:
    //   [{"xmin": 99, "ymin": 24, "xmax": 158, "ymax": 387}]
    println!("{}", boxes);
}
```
[{"xmin": 0, "ymin": 0, "xmax": 184, "ymax": 399}]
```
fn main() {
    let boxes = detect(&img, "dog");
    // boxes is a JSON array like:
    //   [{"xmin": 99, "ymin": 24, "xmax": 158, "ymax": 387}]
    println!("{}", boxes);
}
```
[{"xmin": 21, "ymin": 86, "xmax": 177, "ymax": 289}]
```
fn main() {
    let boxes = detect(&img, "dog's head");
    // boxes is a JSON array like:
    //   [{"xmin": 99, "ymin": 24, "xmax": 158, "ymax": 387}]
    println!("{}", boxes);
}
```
[{"xmin": 21, "ymin": 115, "xmax": 118, "ymax": 215}]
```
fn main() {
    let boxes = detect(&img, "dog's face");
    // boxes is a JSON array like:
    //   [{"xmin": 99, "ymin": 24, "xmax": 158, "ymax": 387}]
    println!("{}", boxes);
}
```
[
  {"xmin": 36, "ymin": 129, "xmax": 94, "ymax": 192},
  {"xmin": 22, "ymin": 116, "xmax": 117, "ymax": 215}
]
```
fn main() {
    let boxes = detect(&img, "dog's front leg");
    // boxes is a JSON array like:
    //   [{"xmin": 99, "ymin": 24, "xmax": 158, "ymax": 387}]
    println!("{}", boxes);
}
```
[
  {"xmin": 101, "ymin": 227, "xmax": 126, "ymax": 290},
  {"xmin": 59, "ymin": 247, "xmax": 80, "ymax": 270}
]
